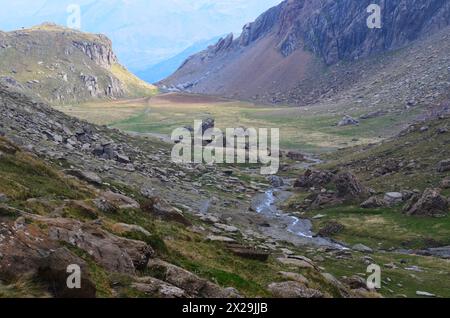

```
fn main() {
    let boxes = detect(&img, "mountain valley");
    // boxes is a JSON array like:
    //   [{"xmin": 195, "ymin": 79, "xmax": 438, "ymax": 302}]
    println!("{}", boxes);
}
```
[{"xmin": 0, "ymin": 0, "xmax": 450, "ymax": 300}]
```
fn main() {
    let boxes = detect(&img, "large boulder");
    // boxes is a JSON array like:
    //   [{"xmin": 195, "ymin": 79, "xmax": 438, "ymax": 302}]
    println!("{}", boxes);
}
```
[
  {"xmin": 38, "ymin": 247, "xmax": 97, "ymax": 298},
  {"xmin": 0, "ymin": 218, "xmax": 59, "ymax": 281},
  {"xmin": 334, "ymin": 172, "xmax": 369, "ymax": 200},
  {"xmin": 294, "ymin": 169, "xmax": 334, "ymax": 189},
  {"xmin": 267, "ymin": 281, "xmax": 323, "ymax": 298},
  {"xmin": 403, "ymin": 188, "xmax": 449, "ymax": 217},
  {"xmin": 0, "ymin": 219, "xmax": 96, "ymax": 297},
  {"xmin": 46, "ymin": 218, "xmax": 154, "ymax": 274},
  {"xmin": 147, "ymin": 259, "xmax": 239, "ymax": 298}
]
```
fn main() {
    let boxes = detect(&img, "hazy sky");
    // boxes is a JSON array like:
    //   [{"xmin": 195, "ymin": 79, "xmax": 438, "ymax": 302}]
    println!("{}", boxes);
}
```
[{"xmin": 0, "ymin": 0, "xmax": 283, "ymax": 70}]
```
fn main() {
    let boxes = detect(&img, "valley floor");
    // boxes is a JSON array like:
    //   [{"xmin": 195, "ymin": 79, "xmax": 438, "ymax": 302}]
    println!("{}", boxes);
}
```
[
  {"xmin": 57, "ymin": 92, "xmax": 419, "ymax": 153},
  {"xmin": 49, "ymin": 92, "xmax": 450, "ymax": 298}
]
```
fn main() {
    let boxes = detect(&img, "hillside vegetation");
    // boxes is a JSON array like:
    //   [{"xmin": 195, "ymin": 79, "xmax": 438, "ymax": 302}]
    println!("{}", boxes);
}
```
[{"xmin": 0, "ymin": 23, "xmax": 156, "ymax": 105}]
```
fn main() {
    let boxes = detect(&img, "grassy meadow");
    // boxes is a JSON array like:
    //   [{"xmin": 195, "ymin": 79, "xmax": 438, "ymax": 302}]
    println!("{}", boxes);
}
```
[{"xmin": 56, "ymin": 92, "xmax": 419, "ymax": 153}]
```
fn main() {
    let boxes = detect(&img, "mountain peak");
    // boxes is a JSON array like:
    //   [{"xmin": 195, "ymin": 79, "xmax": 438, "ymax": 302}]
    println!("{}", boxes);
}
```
[{"xmin": 160, "ymin": 0, "xmax": 450, "ymax": 104}]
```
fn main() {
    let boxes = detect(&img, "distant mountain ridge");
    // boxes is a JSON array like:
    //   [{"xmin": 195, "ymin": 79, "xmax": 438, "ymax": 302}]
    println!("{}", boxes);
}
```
[
  {"xmin": 0, "ymin": 23, "xmax": 156, "ymax": 104},
  {"xmin": 135, "ymin": 36, "xmax": 222, "ymax": 84},
  {"xmin": 160, "ymin": 0, "xmax": 450, "ymax": 104}
]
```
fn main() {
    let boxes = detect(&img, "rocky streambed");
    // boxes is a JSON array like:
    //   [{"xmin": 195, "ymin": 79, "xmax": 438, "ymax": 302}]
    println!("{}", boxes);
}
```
[{"xmin": 250, "ymin": 184, "xmax": 345, "ymax": 250}]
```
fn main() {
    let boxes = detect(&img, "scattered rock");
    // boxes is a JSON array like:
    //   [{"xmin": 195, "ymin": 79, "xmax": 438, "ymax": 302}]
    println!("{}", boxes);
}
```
[
  {"xmin": 308, "ymin": 193, "xmax": 343, "ymax": 208},
  {"xmin": 317, "ymin": 221, "xmax": 344, "ymax": 237},
  {"xmin": 342, "ymin": 275, "xmax": 368, "ymax": 290},
  {"xmin": 384, "ymin": 192, "xmax": 404, "ymax": 206},
  {"xmin": 206, "ymin": 235, "xmax": 236, "ymax": 243},
  {"xmin": 437, "ymin": 159, "xmax": 450, "ymax": 172},
  {"xmin": 338, "ymin": 115, "xmax": 359, "ymax": 127},
  {"xmin": 0, "ymin": 193, "xmax": 9, "ymax": 202},
  {"xmin": 278, "ymin": 272, "xmax": 309, "ymax": 285},
  {"xmin": 66, "ymin": 200, "xmax": 98, "ymax": 219},
  {"xmin": 361, "ymin": 196, "xmax": 387, "ymax": 208},
  {"xmin": 267, "ymin": 175, "xmax": 284, "ymax": 187},
  {"xmin": 416, "ymin": 291, "xmax": 436, "ymax": 297},
  {"xmin": 111, "ymin": 223, "xmax": 152, "ymax": 238},
  {"xmin": 132, "ymin": 276, "xmax": 185, "ymax": 298},
  {"xmin": 94, "ymin": 191, "xmax": 140, "ymax": 212},
  {"xmin": 359, "ymin": 110, "xmax": 387, "ymax": 120},
  {"xmin": 321, "ymin": 272, "xmax": 351, "ymax": 297},
  {"xmin": 226, "ymin": 244, "xmax": 270, "ymax": 262},
  {"xmin": 352, "ymin": 244, "xmax": 373, "ymax": 254},
  {"xmin": 142, "ymin": 197, "xmax": 192, "ymax": 226},
  {"xmin": 65, "ymin": 169, "xmax": 102, "ymax": 185},
  {"xmin": 277, "ymin": 257, "xmax": 315, "ymax": 269},
  {"xmin": 440, "ymin": 177, "xmax": 450, "ymax": 189},
  {"xmin": 268, "ymin": 281, "xmax": 323, "ymax": 298},
  {"xmin": 214, "ymin": 223, "xmax": 239, "ymax": 233},
  {"xmin": 436, "ymin": 127, "xmax": 448, "ymax": 134},
  {"xmin": 286, "ymin": 151, "xmax": 305, "ymax": 161}
]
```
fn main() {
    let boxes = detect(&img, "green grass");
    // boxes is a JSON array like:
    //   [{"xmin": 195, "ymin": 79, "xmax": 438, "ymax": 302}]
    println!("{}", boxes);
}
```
[
  {"xmin": 0, "ymin": 138, "xmax": 90, "ymax": 201},
  {"xmin": 299, "ymin": 204, "xmax": 450, "ymax": 250},
  {"xmin": 57, "ymin": 92, "xmax": 423, "ymax": 153},
  {"xmin": 320, "ymin": 251, "xmax": 450, "ymax": 298}
]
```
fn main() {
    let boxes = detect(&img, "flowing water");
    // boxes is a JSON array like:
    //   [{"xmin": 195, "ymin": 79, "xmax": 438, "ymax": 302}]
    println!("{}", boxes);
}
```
[
  {"xmin": 250, "ymin": 154, "xmax": 346, "ymax": 249},
  {"xmin": 251, "ymin": 188, "xmax": 345, "ymax": 249}
]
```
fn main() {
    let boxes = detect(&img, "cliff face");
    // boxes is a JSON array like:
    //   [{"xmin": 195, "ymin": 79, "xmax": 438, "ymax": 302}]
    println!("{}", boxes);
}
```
[
  {"xmin": 0, "ymin": 23, "xmax": 156, "ymax": 104},
  {"xmin": 161, "ymin": 0, "xmax": 450, "ymax": 104},
  {"xmin": 72, "ymin": 35, "xmax": 118, "ymax": 69},
  {"xmin": 295, "ymin": 0, "xmax": 450, "ymax": 64}
]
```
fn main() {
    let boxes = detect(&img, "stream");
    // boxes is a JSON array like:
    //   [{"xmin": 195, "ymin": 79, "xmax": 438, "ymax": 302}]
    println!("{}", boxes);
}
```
[
  {"xmin": 251, "ymin": 188, "xmax": 345, "ymax": 249},
  {"xmin": 250, "ymin": 154, "xmax": 346, "ymax": 249}
]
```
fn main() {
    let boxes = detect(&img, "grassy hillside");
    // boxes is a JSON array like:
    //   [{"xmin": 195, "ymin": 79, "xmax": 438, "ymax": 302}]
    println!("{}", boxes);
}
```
[{"xmin": 0, "ymin": 23, "xmax": 157, "ymax": 105}]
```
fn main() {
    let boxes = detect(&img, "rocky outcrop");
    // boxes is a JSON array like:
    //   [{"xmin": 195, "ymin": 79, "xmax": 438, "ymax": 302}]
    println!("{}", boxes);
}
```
[
  {"xmin": 72, "ymin": 36, "xmax": 117, "ymax": 69},
  {"xmin": 45, "ymin": 217, "xmax": 154, "ymax": 274},
  {"xmin": 294, "ymin": 169, "xmax": 335, "ymax": 189},
  {"xmin": 334, "ymin": 172, "xmax": 370, "ymax": 200},
  {"xmin": 403, "ymin": 188, "xmax": 449, "ymax": 217}
]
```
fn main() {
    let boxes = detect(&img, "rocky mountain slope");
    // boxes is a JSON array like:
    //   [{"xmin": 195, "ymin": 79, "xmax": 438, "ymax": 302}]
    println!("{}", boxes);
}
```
[
  {"xmin": 160, "ymin": 0, "xmax": 450, "ymax": 105},
  {"xmin": 2, "ymin": 84, "xmax": 385, "ymax": 298},
  {"xmin": 0, "ymin": 23, "xmax": 157, "ymax": 105}
]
